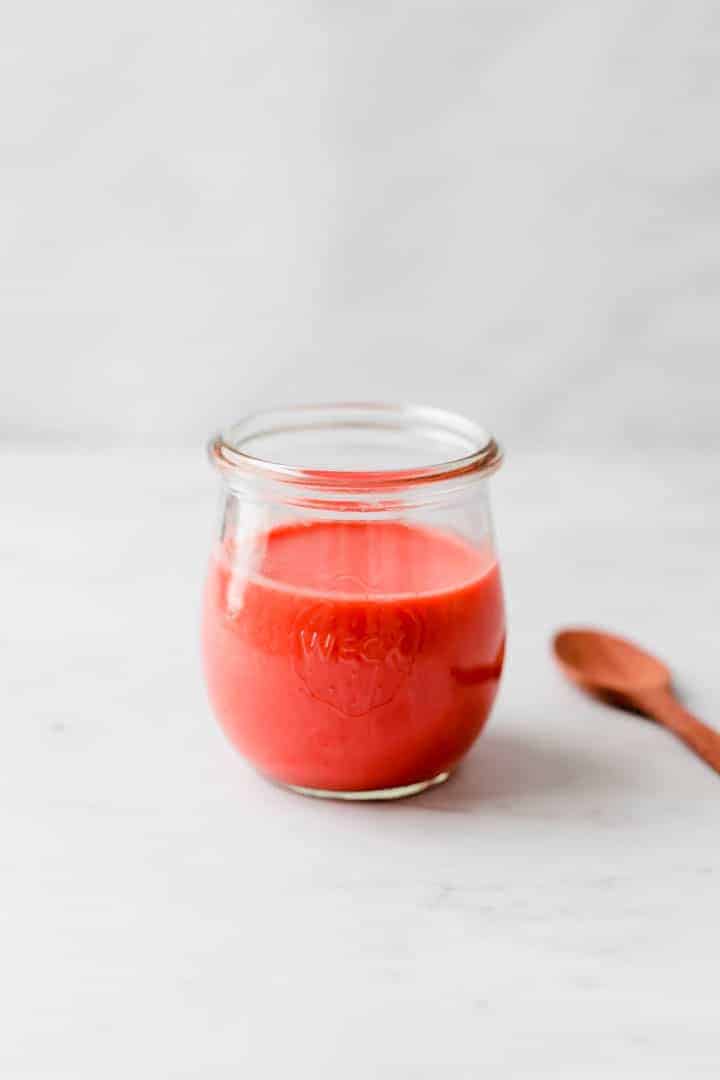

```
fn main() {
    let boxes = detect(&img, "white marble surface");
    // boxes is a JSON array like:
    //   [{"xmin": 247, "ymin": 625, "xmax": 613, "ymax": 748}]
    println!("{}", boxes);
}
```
[{"xmin": 2, "ymin": 447, "xmax": 719, "ymax": 1077}]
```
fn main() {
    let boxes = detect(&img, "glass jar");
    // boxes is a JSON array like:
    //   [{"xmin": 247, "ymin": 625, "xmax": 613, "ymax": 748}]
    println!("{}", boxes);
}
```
[{"xmin": 202, "ymin": 403, "xmax": 505, "ymax": 800}]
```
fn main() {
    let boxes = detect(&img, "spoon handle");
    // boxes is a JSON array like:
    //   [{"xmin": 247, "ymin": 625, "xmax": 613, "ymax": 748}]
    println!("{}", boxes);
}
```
[{"xmin": 640, "ymin": 689, "xmax": 720, "ymax": 775}]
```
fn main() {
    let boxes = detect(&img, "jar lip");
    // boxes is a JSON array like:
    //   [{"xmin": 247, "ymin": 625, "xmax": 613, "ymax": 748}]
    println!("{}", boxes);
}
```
[{"xmin": 209, "ymin": 402, "xmax": 503, "ymax": 493}]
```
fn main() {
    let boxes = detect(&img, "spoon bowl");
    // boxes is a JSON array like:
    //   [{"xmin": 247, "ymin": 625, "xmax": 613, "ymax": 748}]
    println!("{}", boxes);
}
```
[{"xmin": 553, "ymin": 627, "xmax": 670, "ymax": 698}]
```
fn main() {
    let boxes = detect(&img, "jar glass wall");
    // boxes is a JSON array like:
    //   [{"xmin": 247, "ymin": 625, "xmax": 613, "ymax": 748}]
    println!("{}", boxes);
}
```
[{"xmin": 201, "ymin": 404, "xmax": 505, "ymax": 799}]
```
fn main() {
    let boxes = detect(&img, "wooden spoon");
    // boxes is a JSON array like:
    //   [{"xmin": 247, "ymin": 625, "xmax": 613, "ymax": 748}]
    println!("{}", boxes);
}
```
[{"xmin": 553, "ymin": 627, "xmax": 720, "ymax": 775}]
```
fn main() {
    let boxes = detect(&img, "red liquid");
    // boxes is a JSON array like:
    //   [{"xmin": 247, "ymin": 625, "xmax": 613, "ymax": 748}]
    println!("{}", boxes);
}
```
[{"xmin": 202, "ymin": 521, "xmax": 505, "ymax": 792}]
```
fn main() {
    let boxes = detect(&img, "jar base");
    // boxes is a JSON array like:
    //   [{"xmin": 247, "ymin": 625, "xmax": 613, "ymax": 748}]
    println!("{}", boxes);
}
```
[{"xmin": 278, "ymin": 771, "xmax": 451, "ymax": 801}]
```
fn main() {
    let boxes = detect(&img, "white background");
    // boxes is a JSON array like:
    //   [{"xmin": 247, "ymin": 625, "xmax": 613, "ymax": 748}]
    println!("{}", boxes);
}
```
[
  {"xmin": 2, "ymin": 0, "xmax": 719, "ymax": 452},
  {"xmin": 2, "ymin": 4, "xmax": 720, "ymax": 1078}
]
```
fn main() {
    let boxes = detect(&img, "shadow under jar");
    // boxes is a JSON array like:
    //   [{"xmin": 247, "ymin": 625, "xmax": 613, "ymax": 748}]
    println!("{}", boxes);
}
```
[{"xmin": 202, "ymin": 404, "xmax": 506, "ymax": 800}]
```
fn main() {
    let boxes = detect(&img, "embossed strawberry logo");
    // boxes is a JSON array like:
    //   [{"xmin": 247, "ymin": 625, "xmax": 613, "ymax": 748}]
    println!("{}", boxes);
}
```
[{"xmin": 293, "ymin": 603, "xmax": 423, "ymax": 717}]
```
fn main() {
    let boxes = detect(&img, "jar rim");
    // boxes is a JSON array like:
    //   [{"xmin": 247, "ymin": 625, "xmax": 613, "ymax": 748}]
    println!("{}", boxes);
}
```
[{"xmin": 209, "ymin": 402, "xmax": 502, "ymax": 493}]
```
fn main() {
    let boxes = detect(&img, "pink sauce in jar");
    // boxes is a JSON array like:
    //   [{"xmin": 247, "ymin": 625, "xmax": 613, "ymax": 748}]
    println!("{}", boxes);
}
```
[{"xmin": 202, "ymin": 519, "xmax": 505, "ymax": 793}]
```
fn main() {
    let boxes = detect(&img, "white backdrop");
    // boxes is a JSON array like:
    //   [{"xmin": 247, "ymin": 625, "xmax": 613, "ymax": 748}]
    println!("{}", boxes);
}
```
[{"xmin": 2, "ymin": 1, "xmax": 719, "ymax": 452}]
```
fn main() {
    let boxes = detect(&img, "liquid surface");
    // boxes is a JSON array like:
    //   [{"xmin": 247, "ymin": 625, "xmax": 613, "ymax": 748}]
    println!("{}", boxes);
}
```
[
  {"xmin": 257, "ymin": 520, "xmax": 490, "ymax": 596},
  {"xmin": 203, "ymin": 521, "xmax": 505, "ymax": 792}
]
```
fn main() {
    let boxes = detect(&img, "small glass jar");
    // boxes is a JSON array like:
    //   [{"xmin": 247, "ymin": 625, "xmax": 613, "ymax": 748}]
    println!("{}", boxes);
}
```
[{"xmin": 202, "ymin": 403, "xmax": 505, "ymax": 799}]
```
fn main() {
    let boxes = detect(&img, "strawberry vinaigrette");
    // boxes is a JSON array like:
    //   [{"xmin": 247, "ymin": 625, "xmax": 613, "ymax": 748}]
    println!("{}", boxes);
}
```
[{"xmin": 203, "ymin": 519, "xmax": 505, "ymax": 794}]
